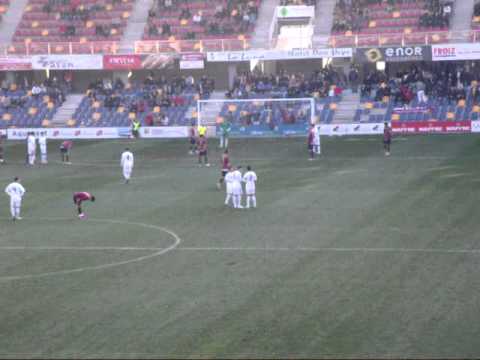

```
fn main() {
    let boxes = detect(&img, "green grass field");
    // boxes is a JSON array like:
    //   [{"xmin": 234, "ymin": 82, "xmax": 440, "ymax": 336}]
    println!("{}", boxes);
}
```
[{"xmin": 1, "ymin": 134, "xmax": 480, "ymax": 358}]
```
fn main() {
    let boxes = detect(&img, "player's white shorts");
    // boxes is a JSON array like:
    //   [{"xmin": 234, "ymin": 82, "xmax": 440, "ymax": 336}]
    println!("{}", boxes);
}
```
[
  {"xmin": 40, "ymin": 145, "xmax": 47, "ymax": 154},
  {"xmin": 233, "ymin": 183, "xmax": 243, "ymax": 196},
  {"xmin": 28, "ymin": 146, "xmax": 35, "ymax": 155},
  {"xmin": 226, "ymin": 183, "xmax": 233, "ymax": 195},
  {"xmin": 245, "ymin": 184, "xmax": 256, "ymax": 195},
  {"xmin": 10, "ymin": 197, "xmax": 21, "ymax": 208}
]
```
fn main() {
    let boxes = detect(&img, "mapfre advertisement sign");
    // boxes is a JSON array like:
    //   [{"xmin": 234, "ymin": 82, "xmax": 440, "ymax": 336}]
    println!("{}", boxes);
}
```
[
  {"xmin": 32, "ymin": 55, "xmax": 103, "ymax": 70},
  {"xmin": 320, "ymin": 123, "xmax": 384, "ymax": 136},
  {"xmin": 432, "ymin": 43, "xmax": 480, "ymax": 61},
  {"xmin": 103, "ymin": 55, "xmax": 142, "ymax": 70},
  {"xmin": 392, "ymin": 121, "xmax": 471, "ymax": 134}
]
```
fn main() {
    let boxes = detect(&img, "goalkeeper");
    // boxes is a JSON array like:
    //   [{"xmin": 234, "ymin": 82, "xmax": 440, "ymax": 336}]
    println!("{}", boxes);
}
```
[{"xmin": 219, "ymin": 115, "xmax": 232, "ymax": 149}]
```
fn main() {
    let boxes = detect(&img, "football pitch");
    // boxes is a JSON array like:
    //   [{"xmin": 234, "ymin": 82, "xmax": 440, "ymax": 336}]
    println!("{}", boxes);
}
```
[{"xmin": 2, "ymin": 134, "xmax": 480, "ymax": 358}]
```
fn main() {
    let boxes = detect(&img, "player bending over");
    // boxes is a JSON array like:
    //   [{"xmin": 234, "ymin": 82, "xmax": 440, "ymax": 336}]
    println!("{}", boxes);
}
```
[
  {"xmin": 60, "ymin": 140, "xmax": 73, "ymax": 164},
  {"xmin": 5, "ymin": 177, "xmax": 26, "ymax": 221},
  {"xmin": 73, "ymin": 192, "xmax": 95, "ymax": 219},
  {"xmin": 232, "ymin": 166, "xmax": 243, "ymax": 209},
  {"xmin": 217, "ymin": 149, "xmax": 230, "ymax": 190},
  {"xmin": 120, "ymin": 147, "xmax": 134, "ymax": 184},
  {"xmin": 384, "ymin": 122, "xmax": 392, "ymax": 156},
  {"xmin": 243, "ymin": 166, "xmax": 258, "ymax": 209}
]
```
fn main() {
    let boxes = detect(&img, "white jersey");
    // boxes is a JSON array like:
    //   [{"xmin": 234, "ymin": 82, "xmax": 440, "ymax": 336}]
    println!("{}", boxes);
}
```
[
  {"xmin": 5, "ymin": 182, "xmax": 25, "ymax": 200},
  {"xmin": 232, "ymin": 170, "xmax": 243, "ymax": 195},
  {"xmin": 38, "ymin": 136, "xmax": 47, "ymax": 152},
  {"xmin": 121, "ymin": 151, "xmax": 134, "ymax": 168},
  {"xmin": 243, "ymin": 171, "xmax": 257, "ymax": 195},
  {"xmin": 224, "ymin": 172, "xmax": 234, "ymax": 195},
  {"xmin": 27, "ymin": 135, "xmax": 36, "ymax": 152}
]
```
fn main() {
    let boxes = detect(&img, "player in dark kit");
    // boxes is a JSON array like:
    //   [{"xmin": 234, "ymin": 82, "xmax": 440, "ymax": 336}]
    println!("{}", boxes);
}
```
[
  {"xmin": 383, "ymin": 122, "xmax": 392, "ymax": 156},
  {"xmin": 197, "ymin": 134, "xmax": 210, "ymax": 166},
  {"xmin": 73, "ymin": 192, "xmax": 95, "ymax": 218},
  {"xmin": 189, "ymin": 123, "xmax": 197, "ymax": 154},
  {"xmin": 217, "ymin": 149, "xmax": 230, "ymax": 190}
]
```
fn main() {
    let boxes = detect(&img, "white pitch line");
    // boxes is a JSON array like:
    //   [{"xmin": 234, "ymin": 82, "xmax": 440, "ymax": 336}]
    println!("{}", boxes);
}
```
[
  {"xmin": 439, "ymin": 173, "xmax": 470, "ymax": 179},
  {"xmin": 0, "ymin": 218, "xmax": 182, "ymax": 282},
  {"xmin": 0, "ymin": 246, "xmax": 162, "ymax": 251}
]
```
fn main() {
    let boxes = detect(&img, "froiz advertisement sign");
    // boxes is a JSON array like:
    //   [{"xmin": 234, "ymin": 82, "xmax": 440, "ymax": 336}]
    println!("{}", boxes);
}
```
[
  {"xmin": 432, "ymin": 43, "xmax": 480, "ymax": 61},
  {"xmin": 32, "ymin": 55, "xmax": 103, "ymax": 70},
  {"xmin": 355, "ymin": 46, "xmax": 431, "ymax": 63}
]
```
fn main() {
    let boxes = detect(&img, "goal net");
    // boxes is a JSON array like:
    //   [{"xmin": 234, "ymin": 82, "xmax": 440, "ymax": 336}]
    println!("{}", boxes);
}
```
[{"xmin": 197, "ymin": 98, "xmax": 317, "ymax": 142}]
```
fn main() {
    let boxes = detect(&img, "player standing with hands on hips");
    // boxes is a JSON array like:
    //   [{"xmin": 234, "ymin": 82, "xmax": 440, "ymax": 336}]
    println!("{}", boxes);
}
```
[
  {"xmin": 39, "ymin": 132, "xmax": 48, "ymax": 164},
  {"xmin": 121, "ymin": 148, "xmax": 134, "ymax": 184},
  {"xmin": 243, "ymin": 166, "xmax": 257, "ymax": 209},
  {"xmin": 5, "ymin": 177, "xmax": 26, "ymax": 221}
]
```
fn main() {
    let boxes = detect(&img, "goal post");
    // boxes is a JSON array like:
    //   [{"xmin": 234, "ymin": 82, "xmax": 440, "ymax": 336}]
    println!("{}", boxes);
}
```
[{"xmin": 196, "ymin": 97, "xmax": 319, "ymax": 151}]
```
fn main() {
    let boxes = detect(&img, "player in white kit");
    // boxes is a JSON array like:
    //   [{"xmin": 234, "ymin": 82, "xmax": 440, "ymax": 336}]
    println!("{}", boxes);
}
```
[
  {"xmin": 27, "ymin": 132, "xmax": 36, "ymax": 166},
  {"xmin": 243, "ymin": 165, "xmax": 258, "ymax": 209},
  {"xmin": 224, "ymin": 167, "xmax": 234, "ymax": 207},
  {"xmin": 38, "ymin": 132, "xmax": 48, "ymax": 164},
  {"xmin": 5, "ymin": 177, "xmax": 26, "ymax": 221},
  {"xmin": 313, "ymin": 124, "xmax": 321, "ymax": 154},
  {"xmin": 232, "ymin": 166, "xmax": 243, "ymax": 209},
  {"xmin": 120, "ymin": 148, "xmax": 134, "ymax": 184}
]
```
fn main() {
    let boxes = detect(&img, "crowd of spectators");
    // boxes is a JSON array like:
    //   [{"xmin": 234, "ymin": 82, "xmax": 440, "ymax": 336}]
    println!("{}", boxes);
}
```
[
  {"xmin": 41, "ymin": 0, "xmax": 125, "ymax": 38},
  {"xmin": 360, "ymin": 62, "xmax": 478, "ymax": 106},
  {"xmin": 332, "ymin": 0, "xmax": 453, "ymax": 33},
  {"xmin": 226, "ymin": 67, "xmax": 345, "ymax": 99},
  {"xmin": 147, "ymin": 0, "xmax": 259, "ymax": 39},
  {"xmin": 86, "ymin": 74, "xmax": 214, "ymax": 126},
  {"xmin": 0, "ymin": 77, "xmax": 66, "ymax": 111}
]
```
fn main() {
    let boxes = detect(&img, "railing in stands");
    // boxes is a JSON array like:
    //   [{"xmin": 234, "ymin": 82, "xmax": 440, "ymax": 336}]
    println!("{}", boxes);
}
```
[
  {"xmin": 3, "ymin": 30, "xmax": 480, "ymax": 56},
  {"xmin": 4, "ymin": 38, "xmax": 250, "ymax": 55}
]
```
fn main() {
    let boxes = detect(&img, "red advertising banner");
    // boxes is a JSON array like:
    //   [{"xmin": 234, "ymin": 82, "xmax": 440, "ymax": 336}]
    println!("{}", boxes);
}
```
[
  {"xmin": 103, "ymin": 55, "xmax": 142, "ymax": 70},
  {"xmin": 0, "ymin": 57, "xmax": 32, "ymax": 71},
  {"xmin": 392, "ymin": 121, "xmax": 471, "ymax": 134}
]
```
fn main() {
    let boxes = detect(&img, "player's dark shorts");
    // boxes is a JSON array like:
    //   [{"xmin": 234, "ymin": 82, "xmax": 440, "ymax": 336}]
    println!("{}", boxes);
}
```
[
  {"xmin": 60, "ymin": 146, "xmax": 68, "ymax": 154},
  {"xmin": 132, "ymin": 129, "xmax": 139, "ymax": 138},
  {"xmin": 199, "ymin": 150, "xmax": 207, "ymax": 157},
  {"xmin": 221, "ymin": 169, "xmax": 228, "ymax": 177},
  {"xmin": 190, "ymin": 138, "xmax": 196, "ymax": 145},
  {"xmin": 308, "ymin": 144, "xmax": 314, "ymax": 151},
  {"xmin": 383, "ymin": 139, "xmax": 391, "ymax": 145},
  {"xmin": 73, "ymin": 195, "xmax": 79, "ymax": 204}
]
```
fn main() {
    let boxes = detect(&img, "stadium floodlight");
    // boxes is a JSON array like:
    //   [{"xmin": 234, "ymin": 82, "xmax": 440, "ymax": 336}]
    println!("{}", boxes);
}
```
[{"xmin": 196, "ymin": 97, "xmax": 318, "ymax": 151}]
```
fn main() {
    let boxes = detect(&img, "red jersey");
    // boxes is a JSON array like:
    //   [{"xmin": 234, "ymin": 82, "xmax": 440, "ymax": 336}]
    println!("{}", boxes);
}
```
[
  {"xmin": 222, "ymin": 154, "xmax": 230, "ymax": 170},
  {"xmin": 74, "ymin": 192, "xmax": 92, "ymax": 203},
  {"xmin": 307, "ymin": 130, "xmax": 315, "ymax": 145},
  {"xmin": 198, "ymin": 136, "xmax": 207, "ymax": 152},
  {"xmin": 61, "ymin": 140, "xmax": 72, "ymax": 149},
  {"xmin": 384, "ymin": 126, "xmax": 392, "ymax": 141}
]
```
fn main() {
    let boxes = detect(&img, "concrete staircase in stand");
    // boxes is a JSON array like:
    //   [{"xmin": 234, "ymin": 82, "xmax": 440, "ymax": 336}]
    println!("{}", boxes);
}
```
[
  {"xmin": 0, "ymin": 0, "xmax": 29, "ymax": 44},
  {"xmin": 250, "ymin": 0, "xmax": 279, "ymax": 49},
  {"xmin": 450, "ymin": 0, "xmax": 475, "ymax": 38},
  {"xmin": 51, "ymin": 94, "xmax": 84, "ymax": 126},
  {"xmin": 120, "ymin": 0, "xmax": 155, "ymax": 51},
  {"xmin": 312, "ymin": 0, "xmax": 336, "ymax": 47},
  {"xmin": 333, "ymin": 91, "xmax": 388, "ymax": 123}
]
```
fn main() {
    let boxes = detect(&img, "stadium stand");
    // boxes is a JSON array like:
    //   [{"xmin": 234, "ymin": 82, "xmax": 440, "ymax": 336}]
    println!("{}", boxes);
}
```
[
  {"xmin": 330, "ymin": 0, "xmax": 453, "ymax": 46},
  {"xmin": 353, "ymin": 63, "xmax": 480, "ymax": 123},
  {"xmin": 0, "ymin": 80, "xmax": 64, "ymax": 128},
  {"xmin": 0, "ymin": 0, "xmax": 9, "ymax": 22},
  {"xmin": 472, "ymin": 1, "xmax": 480, "ymax": 29},
  {"xmin": 143, "ymin": 0, "xmax": 261, "ymax": 51},
  {"xmin": 70, "ymin": 76, "xmax": 213, "ymax": 127},
  {"xmin": 12, "ymin": 0, "xmax": 134, "ymax": 47}
]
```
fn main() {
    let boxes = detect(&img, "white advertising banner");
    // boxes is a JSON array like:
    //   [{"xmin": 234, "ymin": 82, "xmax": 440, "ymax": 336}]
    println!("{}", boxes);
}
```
[
  {"xmin": 179, "ymin": 53, "xmax": 205, "ymax": 69},
  {"xmin": 277, "ymin": 5, "xmax": 315, "ymax": 18},
  {"xmin": 141, "ymin": 127, "xmax": 189, "ymax": 138},
  {"xmin": 471, "ymin": 120, "xmax": 480, "ymax": 133},
  {"xmin": 432, "ymin": 43, "xmax": 480, "ymax": 61},
  {"xmin": 207, "ymin": 47, "xmax": 352, "ymax": 62},
  {"xmin": 319, "ymin": 123, "xmax": 384, "ymax": 136},
  {"xmin": 32, "ymin": 55, "xmax": 104, "ymax": 70}
]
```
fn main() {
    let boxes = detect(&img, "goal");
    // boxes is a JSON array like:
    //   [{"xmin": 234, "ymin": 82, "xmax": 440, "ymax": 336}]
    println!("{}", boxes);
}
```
[{"xmin": 196, "ymin": 97, "xmax": 318, "ymax": 146}]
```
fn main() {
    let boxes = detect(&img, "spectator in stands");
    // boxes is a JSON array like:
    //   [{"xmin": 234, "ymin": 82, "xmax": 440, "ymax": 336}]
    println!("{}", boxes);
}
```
[{"xmin": 31, "ymin": 84, "xmax": 43, "ymax": 99}]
